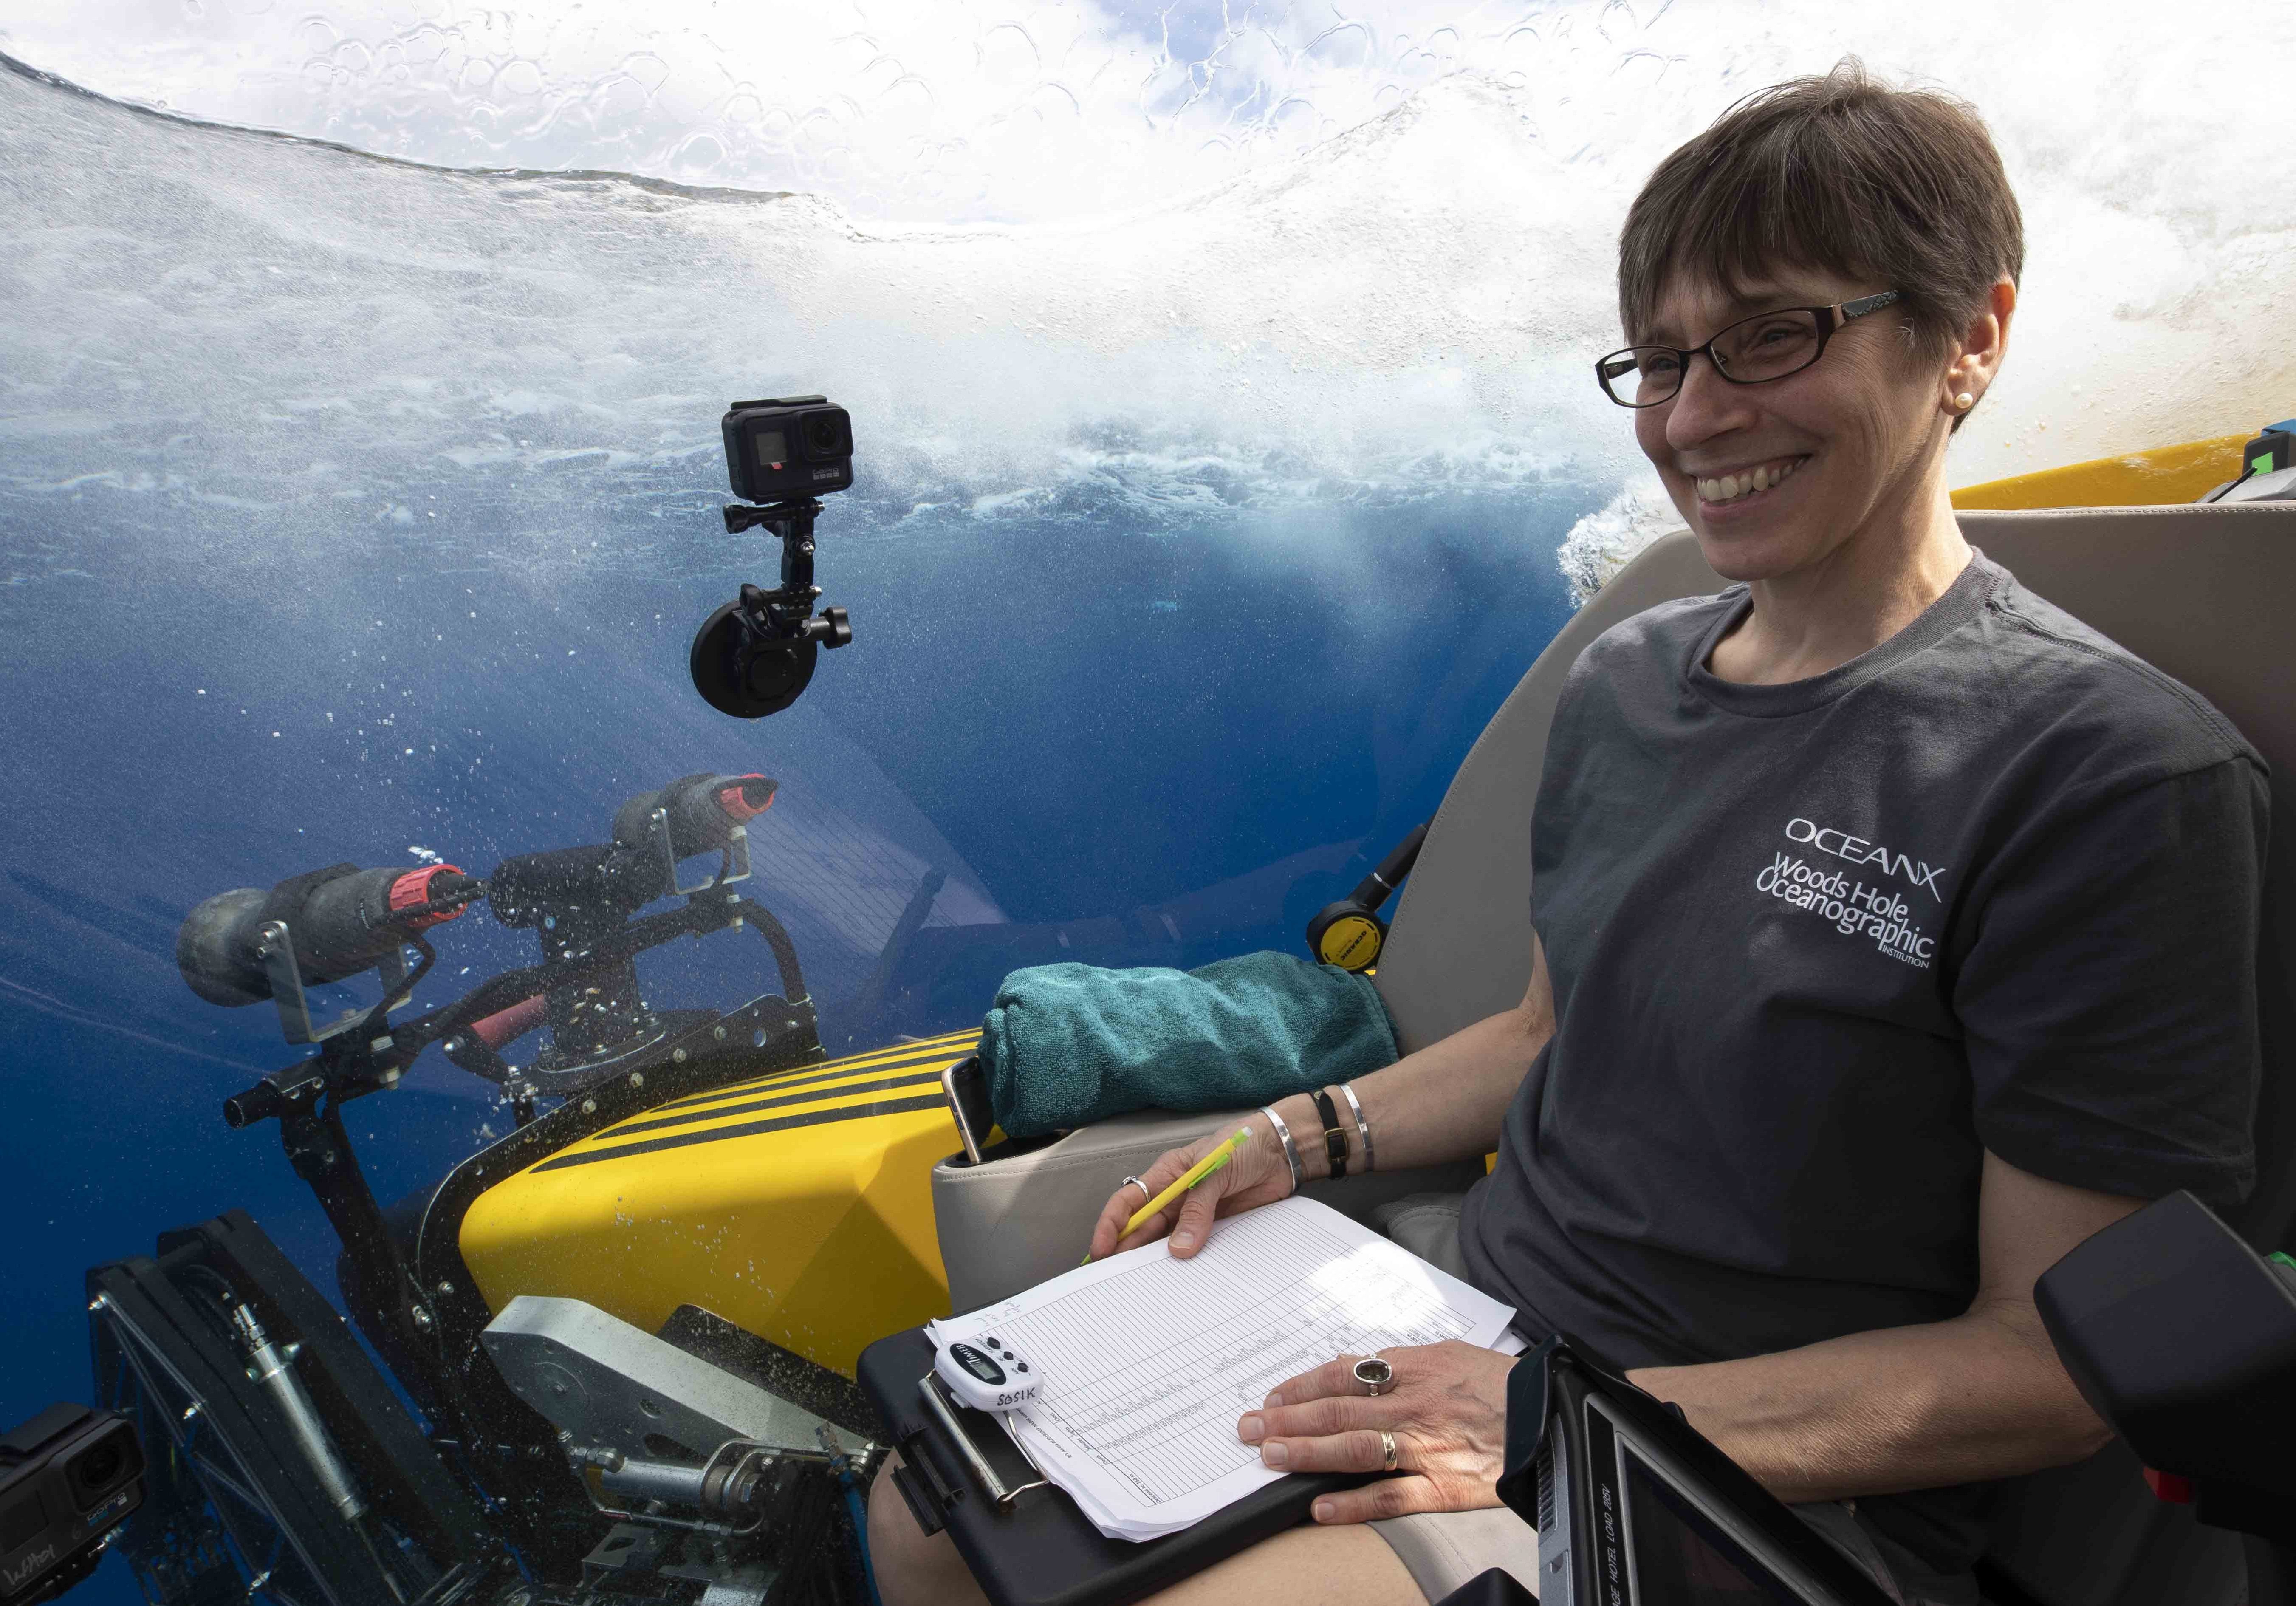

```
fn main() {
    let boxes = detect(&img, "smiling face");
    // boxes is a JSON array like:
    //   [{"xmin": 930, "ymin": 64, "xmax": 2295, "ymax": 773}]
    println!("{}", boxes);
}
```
[{"xmin": 1632, "ymin": 269, "xmax": 1956, "ymax": 585}]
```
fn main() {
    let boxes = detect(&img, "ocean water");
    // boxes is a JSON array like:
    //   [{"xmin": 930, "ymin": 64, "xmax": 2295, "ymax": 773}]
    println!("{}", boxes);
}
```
[
  {"xmin": 0, "ymin": 54, "xmax": 1592, "ymax": 1598},
  {"xmin": 2, "ymin": 4, "xmax": 2291, "ymax": 1599}
]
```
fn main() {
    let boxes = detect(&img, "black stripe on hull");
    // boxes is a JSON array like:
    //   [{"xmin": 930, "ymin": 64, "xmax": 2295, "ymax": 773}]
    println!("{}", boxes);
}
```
[
  {"xmin": 531, "ymin": 1093, "xmax": 951, "ymax": 1172},
  {"xmin": 599, "ymin": 1070, "xmax": 946, "ymax": 1140},
  {"xmin": 638, "ymin": 1038, "xmax": 974, "ymax": 1118}
]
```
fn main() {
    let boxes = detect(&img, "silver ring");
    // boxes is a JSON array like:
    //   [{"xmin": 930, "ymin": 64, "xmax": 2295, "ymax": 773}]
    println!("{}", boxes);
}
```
[
  {"xmin": 1379, "ymin": 1430, "xmax": 1398, "ymax": 1473},
  {"xmin": 1121, "ymin": 1176, "xmax": 1151, "ymax": 1202},
  {"xmin": 1353, "ymin": 1356, "xmax": 1394, "ymax": 1397}
]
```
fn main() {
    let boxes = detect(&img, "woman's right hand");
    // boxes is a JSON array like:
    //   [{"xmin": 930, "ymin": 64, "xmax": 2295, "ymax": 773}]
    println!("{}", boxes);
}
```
[{"xmin": 1087, "ymin": 1112, "xmax": 1298, "ymax": 1261}]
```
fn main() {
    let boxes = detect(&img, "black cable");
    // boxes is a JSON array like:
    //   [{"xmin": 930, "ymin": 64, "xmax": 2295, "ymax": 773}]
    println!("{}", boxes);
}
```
[
  {"xmin": 359, "ymin": 928, "xmax": 437, "ymax": 1043},
  {"xmin": 2207, "ymin": 467, "xmax": 2256, "ymax": 503},
  {"xmin": 729, "ymin": 896, "xmax": 808, "ymax": 1005}
]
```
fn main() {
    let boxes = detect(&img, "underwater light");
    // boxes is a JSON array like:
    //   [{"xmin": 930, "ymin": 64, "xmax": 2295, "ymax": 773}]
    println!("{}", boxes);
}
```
[{"xmin": 176, "ymin": 862, "xmax": 477, "ymax": 1013}]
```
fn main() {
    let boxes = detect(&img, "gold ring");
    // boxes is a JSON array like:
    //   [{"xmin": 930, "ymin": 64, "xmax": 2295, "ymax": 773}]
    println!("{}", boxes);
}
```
[{"xmin": 1380, "ymin": 1431, "xmax": 1398, "ymax": 1473}]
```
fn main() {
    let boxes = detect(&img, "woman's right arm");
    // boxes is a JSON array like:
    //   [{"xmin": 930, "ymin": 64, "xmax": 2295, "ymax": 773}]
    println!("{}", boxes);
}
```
[{"xmin": 1087, "ymin": 932, "xmax": 1556, "ymax": 1260}]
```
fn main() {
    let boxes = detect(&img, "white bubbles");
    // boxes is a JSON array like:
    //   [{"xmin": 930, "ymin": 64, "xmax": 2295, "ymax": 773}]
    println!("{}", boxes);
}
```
[
  {"xmin": 0, "ymin": 0, "xmax": 2290, "ymax": 560},
  {"xmin": 1557, "ymin": 476, "xmax": 1679, "ymax": 607}
]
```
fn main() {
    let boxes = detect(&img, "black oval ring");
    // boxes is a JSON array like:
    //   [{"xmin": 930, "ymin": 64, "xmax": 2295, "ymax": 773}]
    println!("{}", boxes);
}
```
[{"xmin": 1353, "ymin": 1356, "xmax": 1394, "ymax": 1397}]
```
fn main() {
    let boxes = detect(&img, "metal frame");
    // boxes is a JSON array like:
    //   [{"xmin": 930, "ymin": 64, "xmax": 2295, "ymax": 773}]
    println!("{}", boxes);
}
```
[
  {"xmin": 912, "ymin": 1374, "xmax": 1047, "ymax": 1509},
  {"xmin": 259, "ymin": 921, "xmax": 412, "ymax": 1048},
  {"xmin": 90, "ymin": 1290, "xmax": 339, "ymax": 1606},
  {"xmin": 647, "ymin": 810, "xmax": 752, "ymax": 898}
]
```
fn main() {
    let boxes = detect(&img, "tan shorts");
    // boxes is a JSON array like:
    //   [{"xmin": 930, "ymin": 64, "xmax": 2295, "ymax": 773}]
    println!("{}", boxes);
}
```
[{"xmin": 1370, "ymin": 1503, "xmax": 1546, "ymax": 1601}]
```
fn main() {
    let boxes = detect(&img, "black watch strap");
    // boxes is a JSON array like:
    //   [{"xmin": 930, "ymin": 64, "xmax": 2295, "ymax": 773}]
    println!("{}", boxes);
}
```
[{"xmin": 1310, "ymin": 1088, "xmax": 1349, "ymax": 1179}]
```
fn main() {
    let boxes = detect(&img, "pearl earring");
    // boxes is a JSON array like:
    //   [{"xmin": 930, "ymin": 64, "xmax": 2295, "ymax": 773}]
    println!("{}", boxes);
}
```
[{"xmin": 1954, "ymin": 392, "xmax": 1975, "ymax": 410}]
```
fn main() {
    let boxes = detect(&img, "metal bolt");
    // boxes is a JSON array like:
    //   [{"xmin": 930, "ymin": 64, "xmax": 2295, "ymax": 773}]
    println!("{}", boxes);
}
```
[
  {"xmin": 629, "ymin": 1073, "xmax": 644, "ymax": 1088},
  {"xmin": 410, "ymin": 1307, "xmax": 435, "ymax": 1332},
  {"xmin": 672, "ymin": 1049, "xmax": 688, "ymax": 1064},
  {"xmin": 714, "ymin": 1026, "xmax": 727, "ymax": 1042},
  {"xmin": 436, "ymin": 1281, "xmax": 455, "ymax": 1298},
  {"xmin": 582, "ymin": 1098, "xmax": 597, "ymax": 1114},
  {"xmin": 182, "ymin": 1402, "xmax": 200, "ymax": 1422},
  {"xmin": 87, "ymin": 1295, "xmax": 107, "ymax": 1313}
]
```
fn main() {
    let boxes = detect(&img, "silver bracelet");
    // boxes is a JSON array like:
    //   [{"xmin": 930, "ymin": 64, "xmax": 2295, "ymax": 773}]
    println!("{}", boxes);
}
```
[
  {"xmin": 1338, "ymin": 1082, "xmax": 1374, "ymax": 1174},
  {"xmin": 1259, "ymin": 1104, "xmax": 1305, "ymax": 1192}
]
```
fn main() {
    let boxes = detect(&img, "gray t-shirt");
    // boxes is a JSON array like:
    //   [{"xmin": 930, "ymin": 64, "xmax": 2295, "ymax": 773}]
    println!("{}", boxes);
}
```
[{"xmin": 1459, "ymin": 551, "xmax": 2268, "ymax": 1579}]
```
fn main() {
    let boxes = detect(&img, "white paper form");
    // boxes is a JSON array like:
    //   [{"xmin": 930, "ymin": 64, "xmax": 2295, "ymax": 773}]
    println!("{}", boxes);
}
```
[{"xmin": 926, "ymin": 1196, "xmax": 1517, "ymax": 1541}]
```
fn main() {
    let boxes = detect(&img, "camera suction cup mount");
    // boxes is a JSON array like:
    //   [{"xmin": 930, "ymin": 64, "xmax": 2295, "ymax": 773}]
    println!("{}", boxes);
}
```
[{"xmin": 691, "ymin": 496, "xmax": 853, "ymax": 719}]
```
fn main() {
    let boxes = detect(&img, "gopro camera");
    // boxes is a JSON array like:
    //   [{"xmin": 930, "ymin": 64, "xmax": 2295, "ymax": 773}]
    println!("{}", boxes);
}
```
[
  {"xmin": 722, "ymin": 396, "xmax": 854, "ymax": 502},
  {"xmin": 0, "ymin": 1405, "xmax": 144, "ymax": 1604}
]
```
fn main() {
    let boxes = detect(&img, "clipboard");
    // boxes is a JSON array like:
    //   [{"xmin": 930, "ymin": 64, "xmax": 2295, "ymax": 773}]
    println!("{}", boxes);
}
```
[{"xmin": 858, "ymin": 1326, "xmax": 1375, "ymax": 1606}]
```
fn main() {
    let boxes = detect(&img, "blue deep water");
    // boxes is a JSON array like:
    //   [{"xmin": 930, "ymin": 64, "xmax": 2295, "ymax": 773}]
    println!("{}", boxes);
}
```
[{"xmin": 0, "ymin": 54, "xmax": 1587, "ymax": 1600}]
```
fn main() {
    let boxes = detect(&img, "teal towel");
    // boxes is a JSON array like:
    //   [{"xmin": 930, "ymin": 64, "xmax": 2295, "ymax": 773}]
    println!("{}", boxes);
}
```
[{"xmin": 978, "ymin": 951, "xmax": 1399, "ymax": 1139}]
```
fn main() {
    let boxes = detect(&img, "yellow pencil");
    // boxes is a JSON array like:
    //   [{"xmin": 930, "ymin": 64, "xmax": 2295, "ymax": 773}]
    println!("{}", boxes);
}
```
[{"xmin": 1083, "ymin": 1124, "xmax": 1255, "ymax": 1264}]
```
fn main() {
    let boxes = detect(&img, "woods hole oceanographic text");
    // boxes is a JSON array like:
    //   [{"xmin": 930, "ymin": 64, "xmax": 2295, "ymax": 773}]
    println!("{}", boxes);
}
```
[{"xmin": 1754, "ymin": 817, "xmax": 1946, "ymax": 969}]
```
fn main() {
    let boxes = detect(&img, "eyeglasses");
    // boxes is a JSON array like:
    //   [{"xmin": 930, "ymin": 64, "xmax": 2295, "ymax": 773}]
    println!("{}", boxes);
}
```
[{"xmin": 1596, "ymin": 291, "xmax": 1903, "ymax": 409}]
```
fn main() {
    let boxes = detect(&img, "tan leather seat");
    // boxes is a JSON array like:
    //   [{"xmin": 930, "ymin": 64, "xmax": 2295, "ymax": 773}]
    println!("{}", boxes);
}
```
[{"xmin": 931, "ymin": 502, "xmax": 2296, "ymax": 1603}]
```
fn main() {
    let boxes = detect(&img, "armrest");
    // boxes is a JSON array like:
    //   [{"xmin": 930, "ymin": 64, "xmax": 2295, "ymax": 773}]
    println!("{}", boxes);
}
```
[{"xmin": 932, "ymin": 1109, "xmax": 1484, "ymax": 1313}]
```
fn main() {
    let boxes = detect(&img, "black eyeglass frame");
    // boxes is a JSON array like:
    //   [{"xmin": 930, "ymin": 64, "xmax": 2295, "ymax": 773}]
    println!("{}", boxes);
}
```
[{"xmin": 1595, "ymin": 290, "xmax": 1904, "ymax": 409}]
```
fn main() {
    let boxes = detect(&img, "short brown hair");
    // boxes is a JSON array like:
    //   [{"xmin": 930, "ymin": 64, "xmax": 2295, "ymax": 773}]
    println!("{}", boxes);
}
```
[{"xmin": 1618, "ymin": 59, "xmax": 2022, "ymax": 369}]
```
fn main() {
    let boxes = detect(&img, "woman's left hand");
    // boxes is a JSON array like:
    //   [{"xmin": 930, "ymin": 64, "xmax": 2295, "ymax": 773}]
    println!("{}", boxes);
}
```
[{"xmin": 1237, "ymin": 1340, "xmax": 1516, "ymax": 1523}]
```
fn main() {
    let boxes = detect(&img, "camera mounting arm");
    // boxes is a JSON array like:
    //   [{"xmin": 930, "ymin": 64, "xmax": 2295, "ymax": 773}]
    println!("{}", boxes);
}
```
[
  {"xmin": 720, "ymin": 498, "xmax": 854, "ymax": 651},
  {"xmin": 692, "ymin": 496, "xmax": 854, "ymax": 719}
]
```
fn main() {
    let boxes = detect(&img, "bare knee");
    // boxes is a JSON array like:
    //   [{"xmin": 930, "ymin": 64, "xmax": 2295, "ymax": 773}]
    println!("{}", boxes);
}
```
[
  {"xmin": 1141, "ymin": 1521, "xmax": 1423, "ymax": 1606},
  {"xmin": 865, "ymin": 1458, "xmax": 1419, "ymax": 1606},
  {"xmin": 867, "ymin": 1453, "xmax": 986, "ymax": 1606}
]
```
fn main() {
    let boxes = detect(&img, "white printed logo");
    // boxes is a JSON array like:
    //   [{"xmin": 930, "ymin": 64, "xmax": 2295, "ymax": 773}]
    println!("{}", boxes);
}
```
[
  {"xmin": 1782, "ymin": 817, "xmax": 1947, "ymax": 901},
  {"xmin": 1755, "ymin": 817, "xmax": 1949, "ymax": 969}
]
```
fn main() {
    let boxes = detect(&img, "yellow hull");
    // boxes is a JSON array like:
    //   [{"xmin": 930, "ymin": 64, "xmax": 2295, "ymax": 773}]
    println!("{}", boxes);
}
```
[
  {"xmin": 1950, "ymin": 433, "xmax": 2248, "ymax": 511},
  {"xmin": 459, "ymin": 1029, "xmax": 977, "ymax": 1376}
]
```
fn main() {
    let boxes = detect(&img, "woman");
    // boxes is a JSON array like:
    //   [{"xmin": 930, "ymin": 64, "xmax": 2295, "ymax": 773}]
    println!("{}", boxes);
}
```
[{"xmin": 870, "ymin": 62, "xmax": 2267, "ymax": 1606}]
